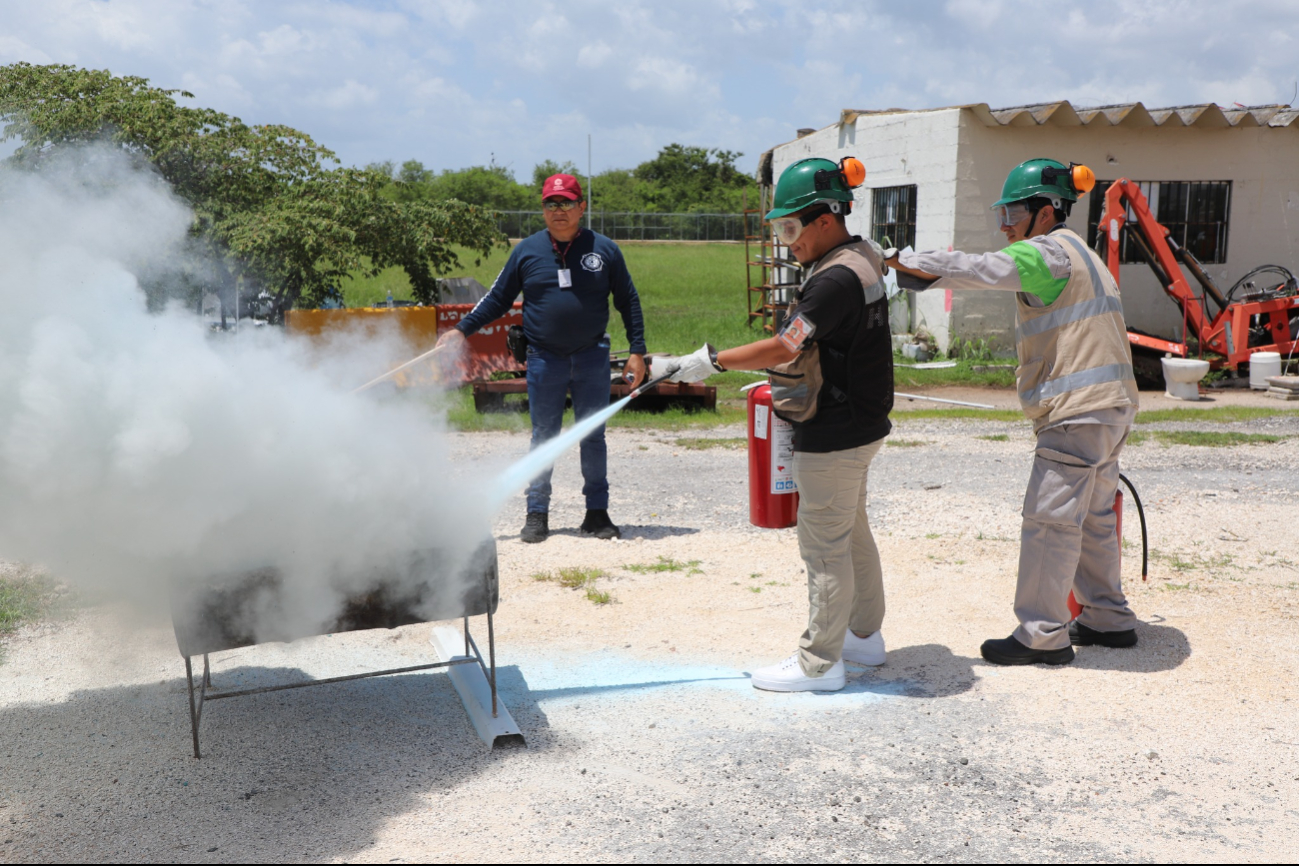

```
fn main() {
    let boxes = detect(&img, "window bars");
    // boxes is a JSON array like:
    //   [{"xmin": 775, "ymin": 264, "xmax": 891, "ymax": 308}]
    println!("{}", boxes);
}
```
[
  {"xmin": 1087, "ymin": 180, "xmax": 1232, "ymax": 265},
  {"xmin": 871, "ymin": 185, "xmax": 918, "ymax": 250}
]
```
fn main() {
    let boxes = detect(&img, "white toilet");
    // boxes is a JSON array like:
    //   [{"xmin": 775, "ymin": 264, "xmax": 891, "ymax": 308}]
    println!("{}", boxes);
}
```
[{"xmin": 1161, "ymin": 357, "xmax": 1211, "ymax": 400}]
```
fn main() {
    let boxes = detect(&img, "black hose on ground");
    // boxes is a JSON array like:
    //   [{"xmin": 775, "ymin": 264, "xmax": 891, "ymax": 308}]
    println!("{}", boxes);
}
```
[{"xmin": 1118, "ymin": 473, "xmax": 1148, "ymax": 580}]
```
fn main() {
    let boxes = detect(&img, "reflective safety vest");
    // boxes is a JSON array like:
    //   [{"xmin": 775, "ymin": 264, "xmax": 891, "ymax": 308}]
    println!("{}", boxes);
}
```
[
  {"xmin": 1015, "ymin": 227, "xmax": 1139, "ymax": 430},
  {"xmin": 768, "ymin": 239, "xmax": 890, "ymax": 423}
]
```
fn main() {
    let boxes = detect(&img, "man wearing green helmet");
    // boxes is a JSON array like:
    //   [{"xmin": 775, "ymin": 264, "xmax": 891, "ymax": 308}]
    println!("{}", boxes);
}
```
[
  {"xmin": 660, "ymin": 156, "xmax": 895, "ymax": 693},
  {"xmin": 887, "ymin": 157, "xmax": 1140, "ymax": 667}
]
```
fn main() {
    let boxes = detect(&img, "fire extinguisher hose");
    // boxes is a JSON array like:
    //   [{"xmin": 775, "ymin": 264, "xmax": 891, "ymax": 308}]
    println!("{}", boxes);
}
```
[{"xmin": 1117, "ymin": 473, "xmax": 1148, "ymax": 581}]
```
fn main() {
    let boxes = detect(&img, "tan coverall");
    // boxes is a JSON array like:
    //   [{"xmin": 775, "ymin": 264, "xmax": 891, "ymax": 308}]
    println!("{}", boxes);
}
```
[{"xmin": 899, "ymin": 225, "xmax": 1140, "ymax": 649}]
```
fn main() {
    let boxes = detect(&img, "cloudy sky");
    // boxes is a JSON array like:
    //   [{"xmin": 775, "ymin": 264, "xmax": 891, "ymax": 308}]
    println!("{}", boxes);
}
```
[{"xmin": 2, "ymin": 0, "xmax": 1295, "ymax": 177}]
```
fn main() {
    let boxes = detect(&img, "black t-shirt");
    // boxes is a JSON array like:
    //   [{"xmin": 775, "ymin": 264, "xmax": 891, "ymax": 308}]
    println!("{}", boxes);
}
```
[{"xmin": 785, "ymin": 254, "xmax": 894, "ymax": 453}]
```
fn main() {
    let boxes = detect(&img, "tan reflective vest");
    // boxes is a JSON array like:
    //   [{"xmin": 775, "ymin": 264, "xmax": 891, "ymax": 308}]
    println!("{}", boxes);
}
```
[
  {"xmin": 769, "ymin": 239, "xmax": 888, "ymax": 422},
  {"xmin": 1015, "ymin": 227, "xmax": 1139, "ymax": 430}
]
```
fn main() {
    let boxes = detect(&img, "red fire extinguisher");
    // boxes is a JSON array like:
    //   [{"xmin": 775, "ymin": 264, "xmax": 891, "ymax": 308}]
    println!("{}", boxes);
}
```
[
  {"xmin": 747, "ymin": 383, "xmax": 799, "ymax": 528},
  {"xmin": 1067, "ymin": 489, "xmax": 1123, "ymax": 619}
]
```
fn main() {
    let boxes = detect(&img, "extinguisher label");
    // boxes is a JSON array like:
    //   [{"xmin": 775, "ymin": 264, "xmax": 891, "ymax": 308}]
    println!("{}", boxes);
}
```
[
  {"xmin": 754, "ymin": 404, "xmax": 769, "ymax": 440},
  {"xmin": 770, "ymin": 414, "xmax": 797, "ymax": 493}
]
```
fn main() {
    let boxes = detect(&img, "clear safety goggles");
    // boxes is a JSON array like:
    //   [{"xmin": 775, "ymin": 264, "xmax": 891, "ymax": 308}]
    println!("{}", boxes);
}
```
[
  {"xmin": 770, "ymin": 204, "xmax": 833, "ymax": 245},
  {"xmin": 770, "ymin": 216, "xmax": 807, "ymax": 245},
  {"xmin": 992, "ymin": 201, "xmax": 1032, "ymax": 228}
]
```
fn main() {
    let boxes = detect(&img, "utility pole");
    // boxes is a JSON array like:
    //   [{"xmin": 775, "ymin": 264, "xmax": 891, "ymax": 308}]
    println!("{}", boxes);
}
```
[{"xmin": 587, "ymin": 133, "xmax": 593, "ymax": 230}]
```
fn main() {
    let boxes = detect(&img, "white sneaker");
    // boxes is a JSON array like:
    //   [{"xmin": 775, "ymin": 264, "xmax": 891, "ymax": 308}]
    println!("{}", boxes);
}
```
[
  {"xmin": 842, "ymin": 630, "xmax": 886, "ymax": 666},
  {"xmin": 751, "ymin": 653, "xmax": 846, "ymax": 692}
]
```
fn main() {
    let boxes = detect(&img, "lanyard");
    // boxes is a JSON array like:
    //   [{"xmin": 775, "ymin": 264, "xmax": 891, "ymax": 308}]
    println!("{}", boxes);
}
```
[{"xmin": 549, "ymin": 229, "xmax": 581, "ymax": 266}]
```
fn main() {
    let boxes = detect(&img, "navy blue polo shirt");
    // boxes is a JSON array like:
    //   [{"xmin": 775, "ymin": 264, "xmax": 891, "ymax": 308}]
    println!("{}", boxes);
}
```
[{"xmin": 455, "ymin": 228, "xmax": 647, "ymax": 357}]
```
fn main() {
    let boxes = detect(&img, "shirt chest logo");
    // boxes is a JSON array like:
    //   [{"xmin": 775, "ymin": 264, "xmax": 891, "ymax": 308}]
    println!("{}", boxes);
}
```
[{"xmin": 580, "ymin": 252, "xmax": 604, "ymax": 273}]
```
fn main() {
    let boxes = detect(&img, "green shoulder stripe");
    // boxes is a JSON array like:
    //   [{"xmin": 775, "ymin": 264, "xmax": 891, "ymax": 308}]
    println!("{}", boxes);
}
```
[{"xmin": 1005, "ymin": 241, "xmax": 1068, "ymax": 305}]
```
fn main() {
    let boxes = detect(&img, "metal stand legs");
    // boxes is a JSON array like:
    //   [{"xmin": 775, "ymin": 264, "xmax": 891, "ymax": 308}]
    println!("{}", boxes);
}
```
[{"xmin": 182, "ymin": 614, "xmax": 498, "ymax": 759}]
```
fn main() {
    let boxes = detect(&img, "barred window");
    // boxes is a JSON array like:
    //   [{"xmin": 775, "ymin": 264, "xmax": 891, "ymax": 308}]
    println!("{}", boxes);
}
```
[
  {"xmin": 871, "ymin": 185, "xmax": 918, "ymax": 250},
  {"xmin": 1087, "ymin": 180, "xmax": 1232, "ymax": 264}
]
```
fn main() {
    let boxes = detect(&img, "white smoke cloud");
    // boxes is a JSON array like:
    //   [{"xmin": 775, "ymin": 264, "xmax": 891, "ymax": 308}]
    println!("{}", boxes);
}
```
[{"xmin": 0, "ymin": 148, "xmax": 491, "ymax": 643}]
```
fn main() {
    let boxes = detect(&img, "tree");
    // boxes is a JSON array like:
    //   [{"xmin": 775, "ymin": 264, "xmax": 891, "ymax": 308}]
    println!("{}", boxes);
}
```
[
  {"xmin": 397, "ymin": 159, "xmax": 431, "ymax": 185},
  {"xmin": 0, "ymin": 63, "xmax": 506, "ymax": 312},
  {"xmin": 370, "ymin": 146, "xmax": 760, "ymax": 217},
  {"xmin": 425, "ymin": 165, "xmax": 534, "ymax": 211},
  {"xmin": 375, "ymin": 162, "xmax": 536, "ymax": 211},
  {"xmin": 626, "ymin": 144, "xmax": 756, "ymax": 213},
  {"xmin": 586, "ymin": 167, "xmax": 652, "ymax": 212},
  {"xmin": 531, "ymin": 159, "xmax": 580, "ymax": 191}
]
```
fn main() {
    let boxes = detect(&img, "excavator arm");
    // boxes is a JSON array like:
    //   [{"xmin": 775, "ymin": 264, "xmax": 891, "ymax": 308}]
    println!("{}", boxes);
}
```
[{"xmin": 1098, "ymin": 178, "xmax": 1299, "ymax": 367}]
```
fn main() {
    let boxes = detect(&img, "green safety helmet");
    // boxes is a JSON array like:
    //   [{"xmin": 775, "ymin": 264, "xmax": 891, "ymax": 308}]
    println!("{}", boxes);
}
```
[
  {"xmin": 992, "ymin": 158, "xmax": 1096, "ymax": 209},
  {"xmin": 765, "ymin": 156, "xmax": 866, "ymax": 220}
]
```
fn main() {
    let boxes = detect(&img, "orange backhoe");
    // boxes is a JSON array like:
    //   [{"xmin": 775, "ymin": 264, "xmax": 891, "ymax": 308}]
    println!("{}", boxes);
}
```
[{"xmin": 1097, "ymin": 179, "xmax": 1299, "ymax": 381}]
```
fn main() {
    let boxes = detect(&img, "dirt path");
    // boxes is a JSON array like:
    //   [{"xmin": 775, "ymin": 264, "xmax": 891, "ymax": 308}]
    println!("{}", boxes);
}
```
[{"xmin": 2, "ymin": 401, "xmax": 1297, "ymax": 862}]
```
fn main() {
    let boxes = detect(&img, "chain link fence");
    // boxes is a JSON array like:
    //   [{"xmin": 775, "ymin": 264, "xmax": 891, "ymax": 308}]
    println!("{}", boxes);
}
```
[{"xmin": 495, "ymin": 211, "xmax": 748, "ymax": 242}]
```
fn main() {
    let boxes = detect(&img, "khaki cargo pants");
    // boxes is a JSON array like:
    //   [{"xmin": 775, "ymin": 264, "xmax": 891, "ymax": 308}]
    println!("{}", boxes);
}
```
[
  {"xmin": 1014, "ymin": 421, "xmax": 1138, "ymax": 650},
  {"xmin": 792, "ymin": 438, "xmax": 887, "ymax": 677}
]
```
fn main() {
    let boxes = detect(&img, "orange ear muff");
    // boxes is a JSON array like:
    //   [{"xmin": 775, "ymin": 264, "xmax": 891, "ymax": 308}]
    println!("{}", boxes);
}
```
[
  {"xmin": 1071, "ymin": 164, "xmax": 1096, "ymax": 195},
  {"xmin": 840, "ymin": 157, "xmax": 866, "ymax": 189}
]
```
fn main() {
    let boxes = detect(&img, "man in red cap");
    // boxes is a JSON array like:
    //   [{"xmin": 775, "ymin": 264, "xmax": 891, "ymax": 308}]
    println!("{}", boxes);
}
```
[{"xmin": 438, "ymin": 173, "xmax": 647, "ymax": 543}]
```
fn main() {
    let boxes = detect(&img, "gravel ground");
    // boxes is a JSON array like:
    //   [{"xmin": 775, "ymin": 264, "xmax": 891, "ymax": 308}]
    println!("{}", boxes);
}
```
[{"xmin": 2, "ymin": 392, "xmax": 1298, "ymax": 862}]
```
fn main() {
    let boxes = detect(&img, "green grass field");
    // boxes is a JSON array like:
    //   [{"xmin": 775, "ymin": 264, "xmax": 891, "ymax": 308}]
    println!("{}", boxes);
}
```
[
  {"xmin": 1133, "ymin": 406, "xmax": 1299, "ymax": 424},
  {"xmin": 350, "ymin": 242, "xmax": 769, "ymax": 425},
  {"xmin": 345, "ymin": 241, "xmax": 757, "ymax": 356},
  {"xmin": 350, "ymin": 241, "xmax": 1019, "ymax": 428},
  {"xmin": 345, "ymin": 243, "xmax": 1299, "ymax": 433},
  {"xmin": 1127, "ymin": 430, "xmax": 1288, "ymax": 447}
]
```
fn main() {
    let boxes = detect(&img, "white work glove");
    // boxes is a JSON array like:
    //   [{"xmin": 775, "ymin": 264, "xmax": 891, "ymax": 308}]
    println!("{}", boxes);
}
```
[
  {"xmin": 872, "ymin": 239, "xmax": 898, "ymax": 274},
  {"xmin": 661, "ymin": 343, "xmax": 721, "ymax": 383}
]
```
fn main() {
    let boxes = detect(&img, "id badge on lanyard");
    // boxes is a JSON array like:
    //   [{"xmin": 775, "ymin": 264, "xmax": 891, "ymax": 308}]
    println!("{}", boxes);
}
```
[{"xmin": 551, "ymin": 230, "xmax": 579, "ymax": 290}]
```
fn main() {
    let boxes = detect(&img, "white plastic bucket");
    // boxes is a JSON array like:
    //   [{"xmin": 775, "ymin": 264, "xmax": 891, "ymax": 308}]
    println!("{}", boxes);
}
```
[{"xmin": 1250, "ymin": 352, "xmax": 1282, "ymax": 390}]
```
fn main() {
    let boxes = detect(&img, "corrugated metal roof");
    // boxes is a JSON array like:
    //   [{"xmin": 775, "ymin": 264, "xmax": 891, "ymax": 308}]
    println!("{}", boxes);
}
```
[{"xmin": 838, "ymin": 101, "xmax": 1299, "ymax": 128}]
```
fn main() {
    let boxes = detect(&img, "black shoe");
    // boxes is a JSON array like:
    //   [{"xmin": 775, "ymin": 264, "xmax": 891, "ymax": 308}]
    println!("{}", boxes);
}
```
[
  {"xmin": 579, "ymin": 509, "xmax": 621, "ymax": 540},
  {"xmin": 980, "ymin": 635, "xmax": 1075, "ymax": 666},
  {"xmin": 1069, "ymin": 620, "xmax": 1138, "ymax": 648},
  {"xmin": 521, "ymin": 512, "xmax": 549, "ymax": 544}
]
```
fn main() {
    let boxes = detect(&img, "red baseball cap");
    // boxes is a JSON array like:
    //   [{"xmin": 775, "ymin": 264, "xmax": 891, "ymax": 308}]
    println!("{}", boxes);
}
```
[{"xmin": 541, "ymin": 173, "xmax": 583, "ymax": 201}]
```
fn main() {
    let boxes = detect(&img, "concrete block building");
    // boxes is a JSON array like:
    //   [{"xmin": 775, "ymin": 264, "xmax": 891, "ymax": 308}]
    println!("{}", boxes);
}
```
[{"xmin": 762, "ymin": 101, "xmax": 1299, "ymax": 354}]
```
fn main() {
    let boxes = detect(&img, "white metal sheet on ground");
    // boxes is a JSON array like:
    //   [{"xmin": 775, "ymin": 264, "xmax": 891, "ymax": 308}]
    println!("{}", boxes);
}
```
[{"xmin": 429, "ymin": 626, "xmax": 525, "ymax": 749}]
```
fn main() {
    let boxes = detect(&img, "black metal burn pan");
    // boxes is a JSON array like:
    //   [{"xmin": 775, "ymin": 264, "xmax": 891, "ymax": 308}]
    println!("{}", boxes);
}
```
[
  {"xmin": 171, "ymin": 540, "xmax": 497, "ymax": 657},
  {"xmin": 169, "ymin": 539, "xmax": 500, "ymax": 758}
]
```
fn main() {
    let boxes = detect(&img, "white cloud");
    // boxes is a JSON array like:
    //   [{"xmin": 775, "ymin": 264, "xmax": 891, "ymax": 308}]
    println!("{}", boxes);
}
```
[
  {"xmin": 577, "ymin": 41, "xmax": 612, "ymax": 69},
  {"xmin": 628, "ymin": 56, "xmax": 711, "ymax": 98},
  {"xmin": 313, "ymin": 79, "xmax": 379, "ymax": 110},
  {"xmin": 0, "ymin": 36, "xmax": 52, "ymax": 65},
  {"xmin": 0, "ymin": 0, "xmax": 1295, "ymax": 179},
  {"xmin": 256, "ymin": 24, "xmax": 312, "ymax": 58}
]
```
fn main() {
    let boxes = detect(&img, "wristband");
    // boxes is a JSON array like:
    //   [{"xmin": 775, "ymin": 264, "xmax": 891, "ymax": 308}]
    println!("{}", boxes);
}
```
[{"xmin": 708, "ymin": 345, "xmax": 726, "ymax": 372}]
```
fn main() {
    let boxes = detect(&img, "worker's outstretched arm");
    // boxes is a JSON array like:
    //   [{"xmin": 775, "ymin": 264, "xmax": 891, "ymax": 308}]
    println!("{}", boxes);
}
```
[
  {"xmin": 888, "ymin": 236, "xmax": 1072, "ymax": 305},
  {"xmin": 718, "ymin": 338, "xmax": 796, "ymax": 372},
  {"xmin": 660, "ymin": 337, "xmax": 797, "ymax": 383},
  {"xmin": 438, "ymin": 253, "xmax": 524, "ymax": 348}
]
